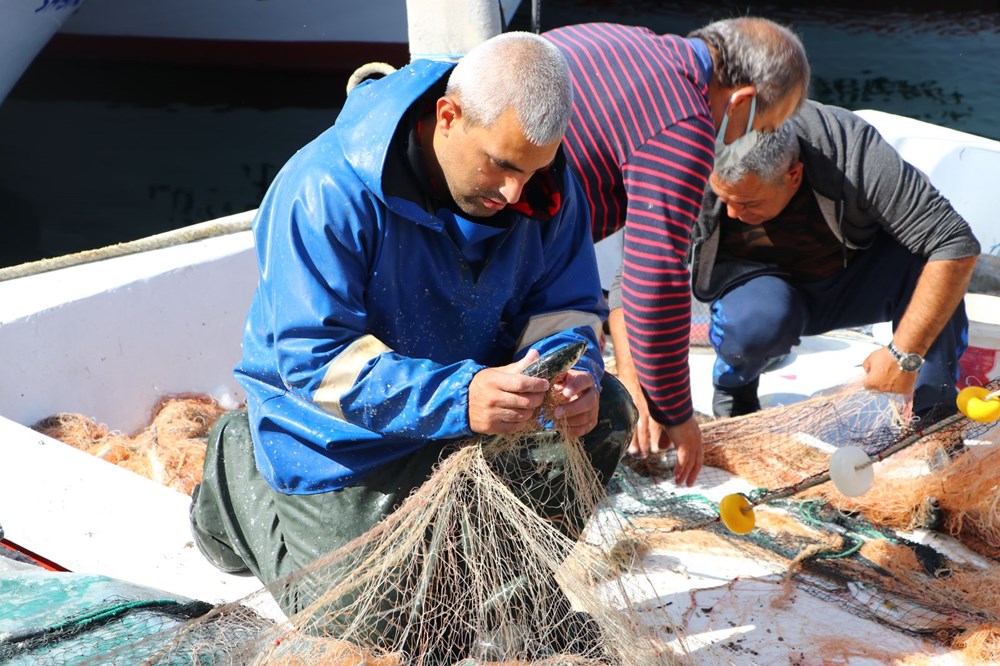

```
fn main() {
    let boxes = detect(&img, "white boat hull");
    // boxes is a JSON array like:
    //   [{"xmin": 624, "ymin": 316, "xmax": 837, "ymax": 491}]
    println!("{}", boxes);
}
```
[
  {"xmin": 52, "ymin": 0, "xmax": 524, "ymax": 69},
  {"xmin": 0, "ymin": 0, "xmax": 85, "ymax": 107}
]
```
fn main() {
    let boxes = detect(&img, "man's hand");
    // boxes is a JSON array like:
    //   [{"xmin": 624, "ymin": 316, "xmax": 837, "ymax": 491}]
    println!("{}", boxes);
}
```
[
  {"xmin": 862, "ymin": 346, "xmax": 919, "ymax": 396},
  {"xmin": 628, "ymin": 392, "xmax": 705, "ymax": 486},
  {"xmin": 550, "ymin": 369, "xmax": 600, "ymax": 438},
  {"xmin": 626, "ymin": 390, "xmax": 703, "ymax": 486},
  {"xmin": 608, "ymin": 305, "xmax": 703, "ymax": 485},
  {"xmin": 666, "ymin": 417, "xmax": 703, "ymax": 487},
  {"xmin": 627, "ymin": 381, "xmax": 668, "ymax": 458},
  {"xmin": 468, "ymin": 351, "xmax": 550, "ymax": 435},
  {"xmin": 862, "ymin": 255, "xmax": 975, "ymax": 400}
]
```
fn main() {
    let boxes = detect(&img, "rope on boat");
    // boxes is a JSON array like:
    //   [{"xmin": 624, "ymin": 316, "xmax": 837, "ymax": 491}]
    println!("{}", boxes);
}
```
[
  {"xmin": 0, "ymin": 210, "xmax": 256, "ymax": 283},
  {"xmin": 346, "ymin": 62, "xmax": 397, "ymax": 95}
]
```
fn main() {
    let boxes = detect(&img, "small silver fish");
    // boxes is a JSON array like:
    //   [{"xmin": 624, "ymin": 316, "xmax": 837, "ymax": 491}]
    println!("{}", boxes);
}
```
[
  {"xmin": 521, "ymin": 340, "xmax": 587, "ymax": 380},
  {"xmin": 475, "ymin": 341, "xmax": 588, "ymax": 447}
]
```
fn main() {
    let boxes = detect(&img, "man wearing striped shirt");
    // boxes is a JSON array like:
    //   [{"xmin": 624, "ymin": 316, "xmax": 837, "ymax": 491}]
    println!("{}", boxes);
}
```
[{"xmin": 545, "ymin": 18, "xmax": 810, "ymax": 486}]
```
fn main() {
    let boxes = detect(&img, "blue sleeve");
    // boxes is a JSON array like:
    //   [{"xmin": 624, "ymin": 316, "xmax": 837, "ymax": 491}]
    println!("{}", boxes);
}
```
[
  {"xmin": 252, "ymin": 155, "xmax": 484, "ymax": 442},
  {"xmin": 340, "ymin": 353, "xmax": 484, "ymax": 439}
]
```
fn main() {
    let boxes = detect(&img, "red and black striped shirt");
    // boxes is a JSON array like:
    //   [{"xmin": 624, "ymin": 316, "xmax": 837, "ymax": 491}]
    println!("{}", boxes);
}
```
[{"xmin": 545, "ymin": 23, "xmax": 715, "ymax": 424}]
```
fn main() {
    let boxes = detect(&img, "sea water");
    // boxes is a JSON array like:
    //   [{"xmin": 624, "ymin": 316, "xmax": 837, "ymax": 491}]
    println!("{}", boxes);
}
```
[{"xmin": 0, "ymin": 0, "xmax": 997, "ymax": 267}]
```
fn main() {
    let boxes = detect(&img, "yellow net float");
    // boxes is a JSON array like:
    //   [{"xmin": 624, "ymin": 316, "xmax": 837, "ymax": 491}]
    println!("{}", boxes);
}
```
[
  {"xmin": 957, "ymin": 386, "xmax": 1000, "ymax": 423},
  {"xmin": 718, "ymin": 493, "xmax": 756, "ymax": 534}
]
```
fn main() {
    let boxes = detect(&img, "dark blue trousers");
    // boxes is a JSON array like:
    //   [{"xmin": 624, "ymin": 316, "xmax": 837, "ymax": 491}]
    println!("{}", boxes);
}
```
[{"xmin": 709, "ymin": 233, "xmax": 968, "ymax": 414}]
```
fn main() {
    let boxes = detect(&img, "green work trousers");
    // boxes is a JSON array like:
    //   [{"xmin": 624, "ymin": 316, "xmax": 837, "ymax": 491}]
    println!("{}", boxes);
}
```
[{"xmin": 190, "ymin": 375, "xmax": 636, "ymax": 630}]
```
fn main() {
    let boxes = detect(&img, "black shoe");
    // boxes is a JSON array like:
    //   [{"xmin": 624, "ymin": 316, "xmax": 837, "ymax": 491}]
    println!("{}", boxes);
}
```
[{"xmin": 712, "ymin": 378, "xmax": 761, "ymax": 418}]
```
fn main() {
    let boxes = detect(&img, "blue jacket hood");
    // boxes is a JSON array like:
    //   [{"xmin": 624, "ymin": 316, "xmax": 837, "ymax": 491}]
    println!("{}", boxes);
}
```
[{"xmin": 334, "ymin": 59, "xmax": 454, "ymax": 229}]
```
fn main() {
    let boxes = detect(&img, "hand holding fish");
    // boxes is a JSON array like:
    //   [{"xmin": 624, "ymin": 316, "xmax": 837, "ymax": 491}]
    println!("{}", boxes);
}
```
[
  {"xmin": 468, "ymin": 350, "xmax": 550, "ymax": 435},
  {"xmin": 551, "ymin": 370, "xmax": 600, "ymax": 437}
]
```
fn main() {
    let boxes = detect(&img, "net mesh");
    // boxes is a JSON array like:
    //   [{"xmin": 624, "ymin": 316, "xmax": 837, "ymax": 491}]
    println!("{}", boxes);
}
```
[
  {"xmin": 24, "ymin": 397, "xmax": 692, "ymax": 664},
  {"xmin": 150, "ymin": 428, "xmax": 684, "ymax": 663},
  {"xmin": 14, "ymin": 377, "xmax": 1000, "ymax": 664},
  {"xmin": 603, "ymin": 377, "xmax": 1000, "ymax": 662},
  {"xmin": 33, "ymin": 393, "xmax": 224, "ymax": 496},
  {"xmin": 0, "ymin": 557, "xmax": 271, "ymax": 666}
]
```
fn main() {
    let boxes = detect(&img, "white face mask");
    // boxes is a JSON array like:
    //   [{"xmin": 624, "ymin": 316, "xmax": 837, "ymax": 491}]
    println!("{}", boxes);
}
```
[{"xmin": 714, "ymin": 94, "xmax": 759, "ymax": 172}]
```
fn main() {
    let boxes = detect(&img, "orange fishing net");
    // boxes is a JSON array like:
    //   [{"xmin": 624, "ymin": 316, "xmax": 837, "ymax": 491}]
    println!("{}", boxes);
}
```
[{"xmin": 33, "ymin": 394, "xmax": 224, "ymax": 496}]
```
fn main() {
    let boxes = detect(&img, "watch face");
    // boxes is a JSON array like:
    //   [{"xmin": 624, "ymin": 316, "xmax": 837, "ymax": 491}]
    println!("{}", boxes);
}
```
[{"xmin": 900, "ymin": 353, "xmax": 923, "ymax": 372}]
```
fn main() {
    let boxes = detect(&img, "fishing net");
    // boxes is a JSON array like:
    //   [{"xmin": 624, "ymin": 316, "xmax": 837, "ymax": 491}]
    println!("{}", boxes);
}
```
[
  {"xmin": 18, "ymin": 366, "xmax": 1000, "ymax": 663},
  {"xmin": 32, "ymin": 394, "xmax": 225, "ymax": 496},
  {"xmin": 699, "ymin": 377, "xmax": 908, "ymax": 490},
  {"xmin": 692, "ymin": 376, "xmax": 1000, "ymax": 560},
  {"xmin": 17, "ymin": 387, "xmax": 700, "ymax": 665},
  {"xmin": 603, "ymin": 376, "xmax": 1000, "ymax": 663},
  {"xmin": 88, "ymin": 424, "xmax": 691, "ymax": 664}
]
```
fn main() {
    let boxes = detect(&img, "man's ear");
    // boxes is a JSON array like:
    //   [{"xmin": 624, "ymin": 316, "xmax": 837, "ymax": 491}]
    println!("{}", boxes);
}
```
[
  {"xmin": 436, "ymin": 96, "xmax": 461, "ymax": 135},
  {"xmin": 728, "ymin": 85, "xmax": 757, "ymax": 110},
  {"xmin": 787, "ymin": 161, "xmax": 804, "ymax": 188},
  {"xmin": 708, "ymin": 171, "xmax": 724, "ymax": 195}
]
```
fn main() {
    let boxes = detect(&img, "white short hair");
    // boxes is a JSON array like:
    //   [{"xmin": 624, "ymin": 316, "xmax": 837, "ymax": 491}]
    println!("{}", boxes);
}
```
[
  {"xmin": 446, "ymin": 32, "xmax": 573, "ymax": 146},
  {"xmin": 715, "ymin": 121, "xmax": 800, "ymax": 185}
]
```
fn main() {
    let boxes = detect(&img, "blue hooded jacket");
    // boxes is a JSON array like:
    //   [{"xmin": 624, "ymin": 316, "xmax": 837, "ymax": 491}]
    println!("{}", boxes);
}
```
[{"xmin": 235, "ymin": 59, "xmax": 608, "ymax": 494}]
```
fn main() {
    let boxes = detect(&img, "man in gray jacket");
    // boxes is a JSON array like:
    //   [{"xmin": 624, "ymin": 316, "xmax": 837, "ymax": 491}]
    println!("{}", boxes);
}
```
[{"xmin": 690, "ymin": 100, "xmax": 980, "ymax": 419}]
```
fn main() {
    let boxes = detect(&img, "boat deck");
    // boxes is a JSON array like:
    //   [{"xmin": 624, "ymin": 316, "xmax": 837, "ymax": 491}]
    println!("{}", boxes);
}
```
[{"xmin": 5, "ymin": 324, "xmax": 990, "ymax": 663}]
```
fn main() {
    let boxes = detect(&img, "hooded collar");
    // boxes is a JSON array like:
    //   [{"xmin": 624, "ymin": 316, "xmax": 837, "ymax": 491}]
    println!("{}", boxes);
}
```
[
  {"xmin": 336, "ymin": 58, "xmax": 566, "ymax": 228},
  {"xmin": 336, "ymin": 59, "xmax": 455, "ymax": 230}
]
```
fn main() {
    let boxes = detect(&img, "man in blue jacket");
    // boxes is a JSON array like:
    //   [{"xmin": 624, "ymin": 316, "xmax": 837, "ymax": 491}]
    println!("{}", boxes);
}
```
[{"xmin": 190, "ymin": 31, "xmax": 635, "ymax": 657}]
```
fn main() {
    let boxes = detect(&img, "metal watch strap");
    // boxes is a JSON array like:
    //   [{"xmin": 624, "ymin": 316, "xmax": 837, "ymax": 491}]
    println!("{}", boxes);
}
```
[{"xmin": 887, "ymin": 341, "xmax": 923, "ymax": 372}]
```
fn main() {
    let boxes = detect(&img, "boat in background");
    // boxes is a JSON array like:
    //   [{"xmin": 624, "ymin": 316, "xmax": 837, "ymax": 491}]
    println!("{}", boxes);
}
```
[
  {"xmin": 0, "ymin": 0, "xmax": 86, "ymax": 108},
  {"xmin": 855, "ymin": 109, "xmax": 1000, "ymax": 257},
  {"xmin": 48, "ymin": 0, "xmax": 524, "ymax": 74}
]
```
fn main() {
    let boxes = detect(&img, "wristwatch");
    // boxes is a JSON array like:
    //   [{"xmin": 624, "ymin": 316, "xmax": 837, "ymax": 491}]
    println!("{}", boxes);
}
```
[{"xmin": 887, "ymin": 341, "xmax": 924, "ymax": 373}]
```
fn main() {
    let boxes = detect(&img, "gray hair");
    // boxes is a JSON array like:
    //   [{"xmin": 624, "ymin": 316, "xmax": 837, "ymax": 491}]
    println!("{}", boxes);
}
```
[
  {"xmin": 689, "ymin": 17, "xmax": 810, "ymax": 112},
  {"xmin": 446, "ymin": 32, "xmax": 573, "ymax": 146},
  {"xmin": 714, "ymin": 120, "xmax": 800, "ymax": 185}
]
